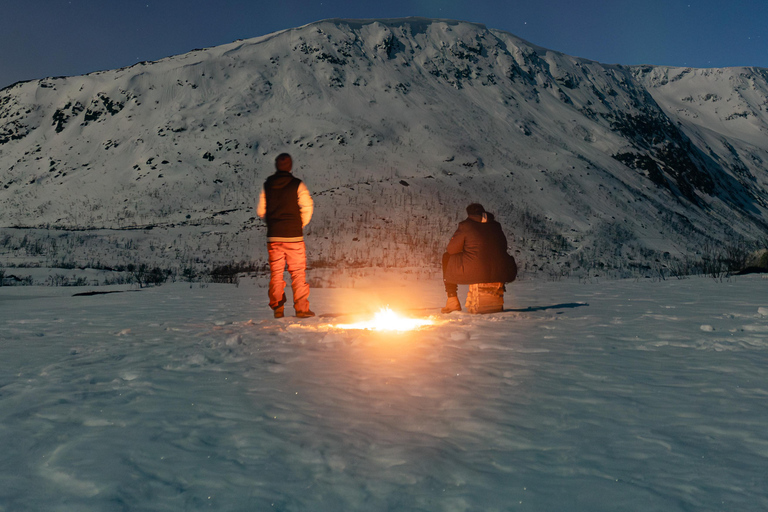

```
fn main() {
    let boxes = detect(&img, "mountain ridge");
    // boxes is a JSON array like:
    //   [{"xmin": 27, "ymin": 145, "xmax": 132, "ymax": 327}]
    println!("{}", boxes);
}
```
[{"xmin": 2, "ymin": 17, "xmax": 767, "ymax": 280}]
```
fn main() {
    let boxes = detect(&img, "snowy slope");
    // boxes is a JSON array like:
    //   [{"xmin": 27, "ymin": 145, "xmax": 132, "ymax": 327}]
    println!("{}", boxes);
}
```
[
  {"xmin": 1, "ymin": 18, "xmax": 768, "ymax": 277},
  {"xmin": 2, "ymin": 276, "xmax": 768, "ymax": 510}
]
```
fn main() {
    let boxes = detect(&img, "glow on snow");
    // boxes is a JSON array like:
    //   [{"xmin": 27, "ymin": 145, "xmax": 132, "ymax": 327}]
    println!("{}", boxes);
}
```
[{"xmin": 332, "ymin": 307, "xmax": 436, "ymax": 332}]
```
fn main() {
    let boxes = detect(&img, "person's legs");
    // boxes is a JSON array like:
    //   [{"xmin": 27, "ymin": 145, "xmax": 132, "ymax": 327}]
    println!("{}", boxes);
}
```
[
  {"xmin": 441, "ymin": 252, "xmax": 460, "ymax": 313},
  {"xmin": 267, "ymin": 243, "xmax": 288, "ymax": 313},
  {"xmin": 442, "ymin": 252, "xmax": 458, "ymax": 297},
  {"xmin": 284, "ymin": 242, "xmax": 313, "ymax": 316}
]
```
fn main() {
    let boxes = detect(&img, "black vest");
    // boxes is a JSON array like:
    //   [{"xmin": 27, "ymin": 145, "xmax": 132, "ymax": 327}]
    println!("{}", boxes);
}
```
[{"xmin": 264, "ymin": 171, "xmax": 303, "ymax": 239}]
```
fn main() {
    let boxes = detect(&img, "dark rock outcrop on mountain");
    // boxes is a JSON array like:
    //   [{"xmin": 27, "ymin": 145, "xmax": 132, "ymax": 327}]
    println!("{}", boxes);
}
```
[{"xmin": 2, "ymin": 18, "xmax": 767, "ymax": 277}]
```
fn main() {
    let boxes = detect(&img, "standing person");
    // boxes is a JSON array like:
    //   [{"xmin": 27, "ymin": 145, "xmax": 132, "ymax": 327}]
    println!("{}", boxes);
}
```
[
  {"xmin": 257, "ymin": 153, "xmax": 315, "ymax": 318},
  {"xmin": 441, "ymin": 203, "xmax": 517, "ymax": 313}
]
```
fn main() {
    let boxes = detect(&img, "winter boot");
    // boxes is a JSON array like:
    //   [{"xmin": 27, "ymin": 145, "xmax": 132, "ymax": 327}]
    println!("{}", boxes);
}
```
[
  {"xmin": 272, "ymin": 293, "xmax": 287, "ymax": 318},
  {"xmin": 296, "ymin": 309, "xmax": 316, "ymax": 318},
  {"xmin": 441, "ymin": 295, "xmax": 461, "ymax": 314}
]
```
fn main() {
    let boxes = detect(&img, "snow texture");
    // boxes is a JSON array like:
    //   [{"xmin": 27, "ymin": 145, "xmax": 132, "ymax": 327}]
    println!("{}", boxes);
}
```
[
  {"xmin": 2, "ymin": 275, "xmax": 768, "ymax": 511},
  {"xmin": 1, "ymin": 18, "xmax": 768, "ymax": 278}
]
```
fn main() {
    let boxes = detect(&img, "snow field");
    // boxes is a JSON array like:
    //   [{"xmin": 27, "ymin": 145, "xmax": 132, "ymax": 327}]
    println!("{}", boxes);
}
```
[
  {"xmin": 4, "ymin": 19, "xmax": 768, "ymax": 280},
  {"xmin": 1, "ymin": 275, "xmax": 768, "ymax": 511}
]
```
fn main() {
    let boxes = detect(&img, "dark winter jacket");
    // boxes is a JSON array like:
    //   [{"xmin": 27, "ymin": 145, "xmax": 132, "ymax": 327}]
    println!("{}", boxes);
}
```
[
  {"xmin": 257, "ymin": 171, "xmax": 314, "ymax": 242},
  {"xmin": 443, "ymin": 213, "xmax": 517, "ymax": 284}
]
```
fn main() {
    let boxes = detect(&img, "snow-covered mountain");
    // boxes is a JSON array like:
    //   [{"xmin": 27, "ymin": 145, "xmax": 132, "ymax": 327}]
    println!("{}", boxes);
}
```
[{"xmin": 2, "ymin": 17, "xmax": 768, "ymax": 279}]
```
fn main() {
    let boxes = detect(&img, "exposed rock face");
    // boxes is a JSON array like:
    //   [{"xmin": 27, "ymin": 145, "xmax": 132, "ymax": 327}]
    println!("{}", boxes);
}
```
[{"xmin": 1, "ymin": 18, "xmax": 768, "ymax": 276}]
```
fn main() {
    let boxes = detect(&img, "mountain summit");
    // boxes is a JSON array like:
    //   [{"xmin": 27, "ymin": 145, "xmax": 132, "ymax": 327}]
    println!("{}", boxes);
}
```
[{"xmin": 2, "ymin": 18, "xmax": 767, "ymax": 278}]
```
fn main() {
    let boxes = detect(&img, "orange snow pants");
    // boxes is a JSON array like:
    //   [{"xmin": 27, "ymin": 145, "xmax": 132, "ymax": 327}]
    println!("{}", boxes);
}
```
[{"xmin": 267, "ymin": 241, "xmax": 310, "ymax": 313}]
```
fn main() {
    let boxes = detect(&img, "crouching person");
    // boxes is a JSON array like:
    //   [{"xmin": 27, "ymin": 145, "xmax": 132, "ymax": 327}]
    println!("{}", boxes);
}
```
[
  {"xmin": 257, "ymin": 153, "xmax": 315, "ymax": 318},
  {"xmin": 441, "ymin": 203, "xmax": 517, "ymax": 313}
]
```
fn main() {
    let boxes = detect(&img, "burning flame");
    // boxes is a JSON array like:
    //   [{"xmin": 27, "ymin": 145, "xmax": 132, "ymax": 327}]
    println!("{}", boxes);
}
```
[{"xmin": 333, "ymin": 307, "xmax": 434, "ymax": 332}]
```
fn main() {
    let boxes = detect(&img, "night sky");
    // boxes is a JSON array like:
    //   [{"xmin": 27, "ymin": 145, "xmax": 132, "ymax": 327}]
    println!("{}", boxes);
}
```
[{"xmin": 2, "ymin": 0, "xmax": 767, "ymax": 89}]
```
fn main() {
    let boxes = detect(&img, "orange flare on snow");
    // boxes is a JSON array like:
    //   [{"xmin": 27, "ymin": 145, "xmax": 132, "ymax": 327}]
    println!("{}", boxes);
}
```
[{"xmin": 334, "ymin": 307, "xmax": 435, "ymax": 332}]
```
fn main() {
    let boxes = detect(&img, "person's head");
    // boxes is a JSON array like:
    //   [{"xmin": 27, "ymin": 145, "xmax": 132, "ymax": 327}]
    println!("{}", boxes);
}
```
[
  {"xmin": 275, "ymin": 153, "xmax": 293, "ymax": 172},
  {"xmin": 466, "ymin": 203, "xmax": 485, "ymax": 217}
]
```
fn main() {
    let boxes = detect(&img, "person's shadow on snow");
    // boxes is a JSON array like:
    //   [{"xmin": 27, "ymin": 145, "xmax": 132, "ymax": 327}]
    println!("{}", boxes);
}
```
[
  {"xmin": 319, "ymin": 303, "xmax": 589, "ymax": 317},
  {"xmin": 505, "ymin": 302, "xmax": 588, "ymax": 313}
]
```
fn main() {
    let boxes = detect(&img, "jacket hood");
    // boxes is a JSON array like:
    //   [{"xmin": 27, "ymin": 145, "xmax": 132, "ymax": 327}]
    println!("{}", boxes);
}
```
[
  {"xmin": 268, "ymin": 171, "xmax": 295, "ymax": 189},
  {"xmin": 468, "ymin": 212, "xmax": 495, "ymax": 223}
]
